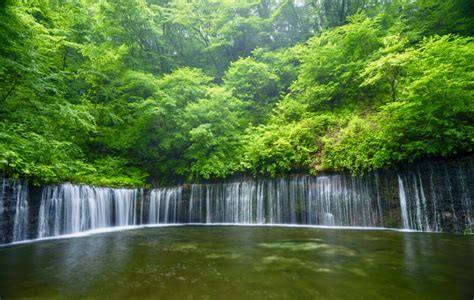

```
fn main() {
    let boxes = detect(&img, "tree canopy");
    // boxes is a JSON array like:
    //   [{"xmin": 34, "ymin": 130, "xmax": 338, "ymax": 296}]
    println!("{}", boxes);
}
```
[{"xmin": 1, "ymin": 0, "xmax": 472, "ymax": 186}]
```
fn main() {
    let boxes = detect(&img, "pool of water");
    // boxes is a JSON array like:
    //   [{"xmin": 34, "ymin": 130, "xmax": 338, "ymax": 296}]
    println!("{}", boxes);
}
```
[{"xmin": 0, "ymin": 226, "xmax": 473, "ymax": 299}]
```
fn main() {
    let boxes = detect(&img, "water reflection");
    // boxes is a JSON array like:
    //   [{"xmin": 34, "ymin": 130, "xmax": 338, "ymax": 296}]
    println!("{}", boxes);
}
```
[
  {"xmin": 0, "ymin": 227, "xmax": 472, "ymax": 299},
  {"xmin": 403, "ymin": 234, "xmax": 417, "ymax": 274},
  {"xmin": 29, "ymin": 233, "xmax": 136, "ymax": 294}
]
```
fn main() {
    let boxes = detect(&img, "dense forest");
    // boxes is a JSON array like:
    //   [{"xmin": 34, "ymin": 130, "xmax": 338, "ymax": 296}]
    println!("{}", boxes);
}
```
[{"xmin": 0, "ymin": 0, "xmax": 473, "ymax": 187}]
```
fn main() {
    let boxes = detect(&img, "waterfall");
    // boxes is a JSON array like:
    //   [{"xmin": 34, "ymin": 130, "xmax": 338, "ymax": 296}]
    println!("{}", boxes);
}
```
[
  {"xmin": 256, "ymin": 181, "xmax": 264, "ymax": 224},
  {"xmin": 38, "ymin": 184, "xmax": 112, "ymax": 237},
  {"xmin": 0, "ymin": 179, "xmax": 5, "ymax": 243},
  {"xmin": 114, "ymin": 189, "xmax": 137, "ymax": 226},
  {"xmin": 148, "ymin": 187, "xmax": 182, "ymax": 224},
  {"xmin": 417, "ymin": 170, "xmax": 431, "ymax": 231},
  {"xmin": 38, "ymin": 184, "xmax": 139, "ymax": 238},
  {"xmin": 12, "ymin": 181, "xmax": 29, "ymax": 242},
  {"xmin": 0, "ymin": 157, "xmax": 473, "ymax": 245},
  {"xmin": 190, "ymin": 181, "xmax": 266, "ymax": 224},
  {"xmin": 189, "ymin": 184, "xmax": 204, "ymax": 223},
  {"xmin": 398, "ymin": 175, "xmax": 410, "ymax": 229},
  {"xmin": 323, "ymin": 213, "xmax": 335, "ymax": 226},
  {"xmin": 457, "ymin": 165, "xmax": 472, "ymax": 232},
  {"xmin": 395, "ymin": 164, "xmax": 474, "ymax": 232},
  {"xmin": 0, "ymin": 179, "xmax": 29, "ymax": 243},
  {"xmin": 186, "ymin": 174, "xmax": 384, "ymax": 227}
]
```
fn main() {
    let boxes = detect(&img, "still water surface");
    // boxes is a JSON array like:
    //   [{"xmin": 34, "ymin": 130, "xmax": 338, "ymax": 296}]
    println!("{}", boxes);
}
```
[{"xmin": 0, "ymin": 226, "xmax": 473, "ymax": 299}]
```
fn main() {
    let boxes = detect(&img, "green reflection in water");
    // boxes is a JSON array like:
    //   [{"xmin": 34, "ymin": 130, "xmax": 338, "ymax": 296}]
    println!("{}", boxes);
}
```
[{"xmin": 0, "ymin": 226, "xmax": 473, "ymax": 299}]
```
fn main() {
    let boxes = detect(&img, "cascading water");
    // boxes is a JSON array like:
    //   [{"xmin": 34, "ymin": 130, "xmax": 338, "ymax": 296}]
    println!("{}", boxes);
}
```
[
  {"xmin": 114, "ymin": 189, "xmax": 137, "ymax": 226},
  {"xmin": 195, "ymin": 181, "xmax": 263, "ymax": 224},
  {"xmin": 148, "ymin": 187, "xmax": 182, "ymax": 224},
  {"xmin": 395, "ymin": 160, "xmax": 473, "ymax": 232},
  {"xmin": 0, "ymin": 179, "xmax": 29, "ymax": 243},
  {"xmin": 37, "ymin": 184, "xmax": 139, "ymax": 238},
  {"xmin": 12, "ymin": 181, "xmax": 28, "ymax": 242},
  {"xmin": 398, "ymin": 175, "xmax": 410, "ymax": 229},
  {"xmin": 0, "ymin": 179, "xmax": 5, "ymax": 243},
  {"xmin": 188, "ymin": 174, "xmax": 383, "ymax": 226},
  {"xmin": 0, "ymin": 157, "xmax": 472, "ymax": 245}
]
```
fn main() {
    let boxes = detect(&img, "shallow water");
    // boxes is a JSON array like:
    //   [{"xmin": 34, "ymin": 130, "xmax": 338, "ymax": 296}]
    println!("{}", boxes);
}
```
[{"xmin": 0, "ymin": 226, "xmax": 473, "ymax": 299}]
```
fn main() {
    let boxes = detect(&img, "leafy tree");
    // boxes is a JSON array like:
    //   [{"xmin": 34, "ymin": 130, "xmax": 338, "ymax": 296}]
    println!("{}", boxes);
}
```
[
  {"xmin": 180, "ymin": 87, "xmax": 246, "ymax": 179},
  {"xmin": 125, "ymin": 68, "xmax": 213, "ymax": 183},
  {"xmin": 291, "ymin": 14, "xmax": 384, "ymax": 110},
  {"xmin": 242, "ymin": 115, "xmax": 339, "ymax": 176},
  {"xmin": 322, "ymin": 35, "xmax": 474, "ymax": 173},
  {"xmin": 224, "ymin": 57, "xmax": 279, "ymax": 123},
  {"xmin": 1, "ymin": 0, "xmax": 472, "ymax": 186}
]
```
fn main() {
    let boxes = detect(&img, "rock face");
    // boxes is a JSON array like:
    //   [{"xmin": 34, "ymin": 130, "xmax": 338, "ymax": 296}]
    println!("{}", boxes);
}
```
[{"xmin": 1, "ymin": 156, "xmax": 473, "ymax": 244}]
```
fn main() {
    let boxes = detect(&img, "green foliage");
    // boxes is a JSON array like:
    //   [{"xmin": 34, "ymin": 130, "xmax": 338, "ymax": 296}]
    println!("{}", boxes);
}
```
[
  {"xmin": 242, "ymin": 114, "xmax": 341, "ymax": 176},
  {"xmin": 292, "ymin": 14, "xmax": 386, "ymax": 110},
  {"xmin": 252, "ymin": 46, "xmax": 301, "ymax": 94},
  {"xmin": 1, "ymin": 0, "xmax": 472, "ymax": 186},
  {"xmin": 78, "ymin": 157, "xmax": 148, "ymax": 187},
  {"xmin": 0, "ymin": 123, "xmax": 91, "ymax": 184},
  {"xmin": 401, "ymin": 0, "xmax": 474, "ymax": 37},
  {"xmin": 224, "ymin": 57, "xmax": 279, "ymax": 123},
  {"xmin": 225, "ymin": 57, "xmax": 279, "ymax": 104},
  {"xmin": 163, "ymin": 0, "xmax": 318, "ymax": 76},
  {"xmin": 180, "ymin": 87, "xmax": 246, "ymax": 179},
  {"xmin": 322, "ymin": 35, "xmax": 474, "ymax": 173}
]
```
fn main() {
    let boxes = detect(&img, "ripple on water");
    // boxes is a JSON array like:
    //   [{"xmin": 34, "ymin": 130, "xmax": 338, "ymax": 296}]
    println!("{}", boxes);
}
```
[
  {"xmin": 258, "ymin": 240, "xmax": 356, "ymax": 256},
  {"xmin": 205, "ymin": 253, "xmax": 241, "ymax": 259},
  {"xmin": 168, "ymin": 243, "xmax": 200, "ymax": 252}
]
